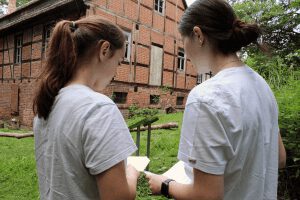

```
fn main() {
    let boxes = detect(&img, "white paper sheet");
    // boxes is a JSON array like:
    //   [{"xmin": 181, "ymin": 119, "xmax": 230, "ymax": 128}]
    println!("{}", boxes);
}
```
[
  {"xmin": 163, "ymin": 161, "xmax": 193, "ymax": 184},
  {"xmin": 127, "ymin": 156, "xmax": 150, "ymax": 172}
]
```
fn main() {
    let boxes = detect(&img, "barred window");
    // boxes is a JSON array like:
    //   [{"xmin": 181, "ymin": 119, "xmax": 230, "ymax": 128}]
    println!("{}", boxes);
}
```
[{"xmin": 14, "ymin": 34, "xmax": 23, "ymax": 64}]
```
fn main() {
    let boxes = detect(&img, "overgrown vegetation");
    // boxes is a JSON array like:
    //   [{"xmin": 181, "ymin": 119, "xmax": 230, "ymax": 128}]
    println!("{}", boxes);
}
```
[{"xmin": 128, "ymin": 104, "xmax": 160, "ymax": 119}]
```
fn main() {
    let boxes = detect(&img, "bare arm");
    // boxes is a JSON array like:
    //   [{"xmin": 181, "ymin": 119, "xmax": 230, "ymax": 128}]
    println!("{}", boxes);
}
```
[
  {"xmin": 146, "ymin": 168, "xmax": 224, "ymax": 200},
  {"xmin": 96, "ymin": 161, "xmax": 139, "ymax": 200},
  {"xmin": 278, "ymin": 133, "xmax": 286, "ymax": 169},
  {"xmin": 169, "ymin": 169, "xmax": 224, "ymax": 200}
]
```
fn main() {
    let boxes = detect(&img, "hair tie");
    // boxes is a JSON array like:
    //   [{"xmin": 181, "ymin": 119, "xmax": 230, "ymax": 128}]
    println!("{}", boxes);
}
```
[{"xmin": 70, "ymin": 21, "xmax": 77, "ymax": 32}]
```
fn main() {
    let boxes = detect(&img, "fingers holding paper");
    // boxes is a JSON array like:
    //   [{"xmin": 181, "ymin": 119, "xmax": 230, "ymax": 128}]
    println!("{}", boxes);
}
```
[
  {"xmin": 145, "ymin": 172, "xmax": 168, "ymax": 195},
  {"xmin": 126, "ymin": 164, "xmax": 140, "ymax": 180}
]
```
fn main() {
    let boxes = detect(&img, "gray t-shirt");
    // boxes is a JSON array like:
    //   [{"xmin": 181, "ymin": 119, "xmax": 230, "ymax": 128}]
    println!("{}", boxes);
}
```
[
  {"xmin": 34, "ymin": 84, "xmax": 137, "ymax": 200},
  {"xmin": 178, "ymin": 66, "xmax": 279, "ymax": 200}
]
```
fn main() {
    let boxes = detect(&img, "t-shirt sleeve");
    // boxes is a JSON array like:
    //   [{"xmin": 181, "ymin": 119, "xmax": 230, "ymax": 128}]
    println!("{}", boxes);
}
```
[
  {"xmin": 178, "ymin": 102, "xmax": 235, "ymax": 175},
  {"xmin": 82, "ymin": 104, "xmax": 137, "ymax": 175}
]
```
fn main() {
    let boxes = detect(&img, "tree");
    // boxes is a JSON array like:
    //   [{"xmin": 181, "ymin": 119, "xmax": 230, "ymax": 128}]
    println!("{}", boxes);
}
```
[
  {"xmin": 232, "ymin": 0, "xmax": 299, "ymax": 86},
  {"xmin": 0, "ymin": 0, "xmax": 31, "ymax": 15},
  {"xmin": 233, "ymin": 0, "xmax": 299, "ymax": 57}
]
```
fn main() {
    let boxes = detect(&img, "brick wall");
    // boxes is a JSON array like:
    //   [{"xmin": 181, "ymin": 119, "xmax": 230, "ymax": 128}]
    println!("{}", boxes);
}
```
[{"xmin": 0, "ymin": 0, "xmax": 197, "ymax": 127}]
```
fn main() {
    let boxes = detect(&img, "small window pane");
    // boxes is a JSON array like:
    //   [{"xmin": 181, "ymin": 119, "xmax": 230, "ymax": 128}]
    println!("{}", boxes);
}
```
[
  {"xmin": 176, "ymin": 97, "xmax": 184, "ymax": 106},
  {"xmin": 14, "ymin": 35, "xmax": 23, "ymax": 64},
  {"xmin": 150, "ymin": 95, "xmax": 160, "ymax": 105},
  {"xmin": 123, "ymin": 31, "xmax": 131, "ymax": 61},
  {"xmin": 112, "ymin": 92, "xmax": 128, "ymax": 104}
]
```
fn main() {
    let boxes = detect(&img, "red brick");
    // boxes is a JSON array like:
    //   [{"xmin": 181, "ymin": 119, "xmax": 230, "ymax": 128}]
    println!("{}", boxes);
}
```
[
  {"xmin": 153, "ymin": 13, "xmax": 164, "ymax": 31},
  {"xmin": 163, "ymin": 71, "xmax": 173, "ymax": 87},
  {"xmin": 151, "ymin": 30, "xmax": 164, "ymax": 45},
  {"xmin": 95, "ymin": 8, "xmax": 117, "ymax": 23},
  {"xmin": 115, "ymin": 63, "xmax": 131, "ymax": 82},
  {"xmin": 186, "ymin": 75, "xmax": 197, "ymax": 90},
  {"xmin": 139, "ymin": 5, "xmax": 152, "ymax": 26},
  {"xmin": 139, "ymin": 26, "xmax": 151, "ymax": 46},
  {"xmin": 108, "ymin": 0, "xmax": 124, "ymax": 15},
  {"xmin": 93, "ymin": 0, "xmax": 107, "ymax": 7},
  {"xmin": 166, "ymin": 1, "xmax": 176, "ymax": 20},
  {"xmin": 135, "ymin": 66, "xmax": 149, "ymax": 84},
  {"xmin": 176, "ymin": 73, "xmax": 185, "ymax": 89},
  {"xmin": 136, "ymin": 45, "xmax": 150, "ymax": 65},
  {"xmin": 165, "ymin": 18, "xmax": 176, "ymax": 36},
  {"xmin": 124, "ymin": 0, "xmax": 138, "ymax": 21},
  {"xmin": 164, "ymin": 53, "xmax": 174, "ymax": 70},
  {"xmin": 164, "ymin": 36, "xmax": 175, "ymax": 53},
  {"xmin": 141, "ymin": 0, "xmax": 153, "ymax": 9}
]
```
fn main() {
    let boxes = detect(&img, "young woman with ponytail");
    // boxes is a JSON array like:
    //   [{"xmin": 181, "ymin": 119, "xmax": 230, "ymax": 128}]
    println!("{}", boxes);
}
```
[
  {"xmin": 33, "ymin": 16, "xmax": 139, "ymax": 200},
  {"xmin": 146, "ymin": 0, "xmax": 286, "ymax": 199}
]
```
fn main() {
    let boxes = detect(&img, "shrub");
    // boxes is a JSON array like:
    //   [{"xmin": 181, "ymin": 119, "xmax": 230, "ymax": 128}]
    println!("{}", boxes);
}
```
[{"xmin": 128, "ymin": 104, "xmax": 159, "ymax": 119}]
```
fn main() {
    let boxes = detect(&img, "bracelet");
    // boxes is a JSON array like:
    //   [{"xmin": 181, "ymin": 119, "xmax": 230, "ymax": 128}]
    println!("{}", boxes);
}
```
[{"xmin": 161, "ymin": 179, "xmax": 175, "ymax": 199}]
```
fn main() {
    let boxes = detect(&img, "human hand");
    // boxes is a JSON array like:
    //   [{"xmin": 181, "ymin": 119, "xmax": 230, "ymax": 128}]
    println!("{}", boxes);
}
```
[
  {"xmin": 126, "ymin": 164, "xmax": 140, "ymax": 180},
  {"xmin": 145, "ymin": 172, "xmax": 169, "ymax": 195}
]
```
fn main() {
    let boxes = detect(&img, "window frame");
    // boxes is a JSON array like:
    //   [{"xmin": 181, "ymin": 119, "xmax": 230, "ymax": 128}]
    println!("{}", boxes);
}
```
[
  {"xmin": 154, "ymin": 0, "xmax": 165, "ymax": 15},
  {"xmin": 150, "ymin": 95, "xmax": 160, "ymax": 105},
  {"xmin": 123, "ymin": 30, "xmax": 132, "ymax": 62},
  {"xmin": 112, "ymin": 92, "xmax": 128, "ymax": 104},
  {"xmin": 176, "ymin": 96, "xmax": 184, "ymax": 106},
  {"xmin": 197, "ymin": 74, "xmax": 203, "ymax": 84},
  {"xmin": 42, "ymin": 24, "xmax": 52, "ymax": 58},
  {"xmin": 177, "ymin": 48, "xmax": 185, "ymax": 71},
  {"xmin": 14, "ymin": 34, "xmax": 23, "ymax": 64}
]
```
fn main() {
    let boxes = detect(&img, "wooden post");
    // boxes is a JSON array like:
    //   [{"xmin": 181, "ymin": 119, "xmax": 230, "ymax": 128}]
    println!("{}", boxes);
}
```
[
  {"xmin": 146, "ymin": 124, "xmax": 151, "ymax": 170},
  {"xmin": 136, "ymin": 125, "xmax": 141, "ymax": 156}
]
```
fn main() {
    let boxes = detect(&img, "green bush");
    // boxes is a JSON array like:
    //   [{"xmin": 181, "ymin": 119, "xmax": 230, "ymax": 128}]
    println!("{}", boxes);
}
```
[
  {"xmin": 128, "ymin": 104, "xmax": 159, "ymax": 119},
  {"xmin": 274, "ymin": 72, "xmax": 300, "ymax": 199}
]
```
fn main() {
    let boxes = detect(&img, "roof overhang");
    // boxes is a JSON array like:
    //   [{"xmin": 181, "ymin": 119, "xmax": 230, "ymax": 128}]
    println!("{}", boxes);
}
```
[{"xmin": 0, "ymin": 0, "xmax": 87, "ymax": 34}]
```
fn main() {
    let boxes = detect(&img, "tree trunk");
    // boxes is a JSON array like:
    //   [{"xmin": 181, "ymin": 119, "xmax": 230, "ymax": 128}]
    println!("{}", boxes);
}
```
[
  {"xmin": 130, "ymin": 122, "xmax": 178, "ymax": 132},
  {"xmin": 0, "ymin": 132, "xmax": 34, "ymax": 139}
]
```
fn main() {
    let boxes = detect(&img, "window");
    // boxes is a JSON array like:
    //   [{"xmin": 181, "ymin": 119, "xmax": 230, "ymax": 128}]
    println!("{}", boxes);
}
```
[
  {"xmin": 123, "ymin": 31, "xmax": 131, "ymax": 62},
  {"xmin": 14, "ymin": 34, "xmax": 23, "ymax": 64},
  {"xmin": 205, "ymin": 71, "xmax": 213, "ymax": 80},
  {"xmin": 112, "ymin": 92, "xmax": 128, "ymax": 104},
  {"xmin": 177, "ymin": 48, "xmax": 185, "ymax": 71},
  {"xmin": 154, "ymin": 0, "xmax": 164, "ymax": 14},
  {"xmin": 42, "ymin": 24, "xmax": 52, "ymax": 58},
  {"xmin": 150, "ymin": 95, "xmax": 160, "ymax": 105},
  {"xmin": 176, "ymin": 96, "xmax": 184, "ymax": 106},
  {"xmin": 197, "ymin": 74, "xmax": 203, "ymax": 84}
]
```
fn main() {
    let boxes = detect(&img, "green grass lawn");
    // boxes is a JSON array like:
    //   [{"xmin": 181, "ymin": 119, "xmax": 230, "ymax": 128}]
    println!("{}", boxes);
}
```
[{"xmin": 0, "ymin": 112, "xmax": 183, "ymax": 200}]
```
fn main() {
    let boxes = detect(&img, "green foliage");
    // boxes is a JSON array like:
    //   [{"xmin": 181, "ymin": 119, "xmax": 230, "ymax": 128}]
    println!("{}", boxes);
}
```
[
  {"xmin": 0, "ymin": 138, "xmax": 39, "ymax": 200},
  {"xmin": 0, "ymin": 0, "xmax": 31, "ymax": 7},
  {"xmin": 275, "ymin": 73, "xmax": 300, "ymax": 156},
  {"xmin": 233, "ymin": 0, "xmax": 300, "ymax": 60},
  {"xmin": 128, "ymin": 104, "xmax": 159, "ymax": 119},
  {"xmin": 16, "ymin": 0, "xmax": 31, "ymax": 7},
  {"xmin": 245, "ymin": 53, "xmax": 294, "ymax": 89}
]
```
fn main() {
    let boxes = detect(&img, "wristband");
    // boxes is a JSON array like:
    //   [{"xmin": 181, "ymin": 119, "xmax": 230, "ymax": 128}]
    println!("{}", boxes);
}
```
[{"xmin": 161, "ymin": 179, "xmax": 175, "ymax": 199}]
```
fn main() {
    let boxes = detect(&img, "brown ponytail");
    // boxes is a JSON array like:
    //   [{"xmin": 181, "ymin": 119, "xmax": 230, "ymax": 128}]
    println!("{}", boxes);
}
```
[
  {"xmin": 178, "ymin": 0, "xmax": 263, "ymax": 54},
  {"xmin": 33, "ymin": 16, "xmax": 125, "ymax": 120}
]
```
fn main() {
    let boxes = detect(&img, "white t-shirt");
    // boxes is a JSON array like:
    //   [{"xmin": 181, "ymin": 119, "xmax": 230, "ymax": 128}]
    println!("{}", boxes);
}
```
[
  {"xmin": 34, "ymin": 84, "xmax": 137, "ymax": 200},
  {"xmin": 178, "ymin": 66, "xmax": 279, "ymax": 200}
]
